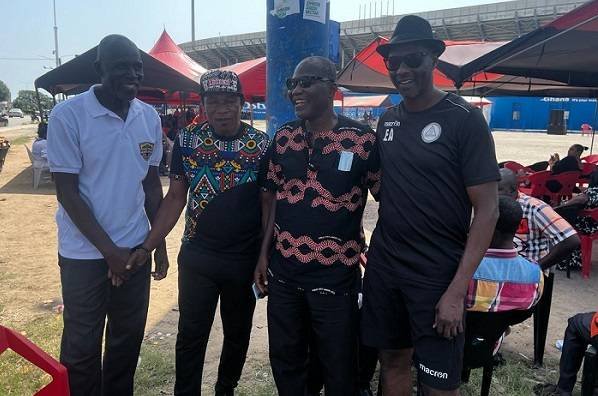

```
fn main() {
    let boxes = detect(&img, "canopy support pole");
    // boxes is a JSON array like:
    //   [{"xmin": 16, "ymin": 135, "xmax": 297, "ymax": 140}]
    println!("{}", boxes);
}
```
[
  {"xmin": 590, "ymin": 98, "xmax": 598, "ymax": 154},
  {"xmin": 35, "ymin": 88, "xmax": 44, "ymax": 121},
  {"xmin": 250, "ymin": 102, "xmax": 254, "ymax": 127}
]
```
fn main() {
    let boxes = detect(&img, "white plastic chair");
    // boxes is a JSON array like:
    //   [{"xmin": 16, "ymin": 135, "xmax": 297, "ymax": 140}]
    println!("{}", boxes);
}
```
[{"xmin": 25, "ymin": 146, "xmax": 50, "ymax": 189}]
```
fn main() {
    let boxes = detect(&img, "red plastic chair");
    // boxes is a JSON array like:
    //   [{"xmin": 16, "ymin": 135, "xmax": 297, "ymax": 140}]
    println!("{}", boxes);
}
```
[
  {"xmin": 503, "ymin": 161, "xmax": 525, "ymax": 173},
  {"xmin": 578, "ymin": 208, "xmax": 598, "ymax": 279},
  {"xmin": 0, "ymin": 325, "xmax": 70, "ymax": 395},
  {"xmin": 582, "ymin": 154, "xmax": 598, "ymax": 164},
  {"xmin": 548, "ymin": 171, "xmax": 582, "ymax": 203},
  {"xmin": 519, "ymin": 170, "xmax": 551, "ymax": 199},
  {"xmin": 579, "ymin": 163, "xmax": 597, "ymax": 189}
]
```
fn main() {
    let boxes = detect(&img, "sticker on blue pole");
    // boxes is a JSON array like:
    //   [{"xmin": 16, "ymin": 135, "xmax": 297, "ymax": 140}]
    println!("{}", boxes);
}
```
[
  {"xmin": 303, "ymin": 0, "xmax": 327, "ymax": 24},
  {"xmin": 271, "ymin": 0, "xmax": 300, "ymax": 18}
]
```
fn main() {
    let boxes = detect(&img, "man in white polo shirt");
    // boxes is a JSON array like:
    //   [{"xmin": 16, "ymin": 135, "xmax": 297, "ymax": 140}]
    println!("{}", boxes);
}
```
[{"xmin": 47, "ymin": 35, "xmax": 168, "ymax": 396}]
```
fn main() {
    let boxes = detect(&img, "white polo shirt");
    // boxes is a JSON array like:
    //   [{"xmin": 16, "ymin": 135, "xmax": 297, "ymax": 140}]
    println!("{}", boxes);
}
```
[{"xmin": 48, "ymin": 86, "xmax": 163, "ymax": 260}]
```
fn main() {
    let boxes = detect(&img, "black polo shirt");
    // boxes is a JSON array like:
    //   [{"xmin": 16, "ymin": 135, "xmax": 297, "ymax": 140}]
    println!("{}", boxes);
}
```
[
  {"xmin": 369, "ymin": 93, "xmax": 500, "ymax": 286},
  {"xmin": 262, "ymin": 115, "xmax": 380, "ymax": 291}
]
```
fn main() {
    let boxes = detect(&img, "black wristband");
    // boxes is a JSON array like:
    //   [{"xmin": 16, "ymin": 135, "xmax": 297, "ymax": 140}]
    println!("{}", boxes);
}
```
[{"xmin": 133, "ymin": 244, "xmax": 151, "ymax": 254}]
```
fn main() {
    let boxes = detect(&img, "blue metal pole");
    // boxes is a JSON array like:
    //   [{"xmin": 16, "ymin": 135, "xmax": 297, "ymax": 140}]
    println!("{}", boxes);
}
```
[{"xmin": 266, "ymin": 0, "xmax": 330, "ymax": 136}]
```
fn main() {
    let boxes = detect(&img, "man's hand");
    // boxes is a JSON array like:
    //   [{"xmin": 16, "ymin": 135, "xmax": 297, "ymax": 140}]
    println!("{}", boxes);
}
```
[
  {"xmin": 254, "ymin": 255, "xmax": 269, "ymax": 295},
  {"xmin": 433, "ymin": 290, "xmax": 465, "ymax": 339},
  {"xmin": 125, "ymin": 248, "xmax": 150, "ymax": 271},
  {"xmin": 152, "ymin": 244, "xmax": 169, "ymax": 281},
  {"xmin": 105, "ymin": 246, "xmax": 131, "ymax": 287}
]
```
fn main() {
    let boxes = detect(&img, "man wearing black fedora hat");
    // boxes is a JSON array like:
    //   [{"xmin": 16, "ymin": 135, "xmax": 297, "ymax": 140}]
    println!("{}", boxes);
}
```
[{"xmin": 360, "ymin": 15, "xmax": 500, "ymax": 395}]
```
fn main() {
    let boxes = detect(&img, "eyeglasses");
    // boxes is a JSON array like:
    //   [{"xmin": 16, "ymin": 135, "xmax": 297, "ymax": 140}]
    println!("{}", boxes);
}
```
[
  {"xmin": 384, "ymin": 51, "xmax": 429, "ymax": 71},
  {"xmin": 286, "ymin": 76, "xmax": 335, "ymax": 90}
]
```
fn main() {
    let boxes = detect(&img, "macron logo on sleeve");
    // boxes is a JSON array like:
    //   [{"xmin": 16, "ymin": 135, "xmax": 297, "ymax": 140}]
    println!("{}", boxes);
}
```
[{"xmin": 419, "ymin": 363, "xmax": 448, "ymax": 380}]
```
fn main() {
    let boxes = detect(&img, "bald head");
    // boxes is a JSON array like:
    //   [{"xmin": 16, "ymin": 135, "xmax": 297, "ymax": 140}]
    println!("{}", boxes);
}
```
[
  {"xmin": 94, "ymin": 34, "xmax": 143, "ymax": 102},
  {"xmin": 293, "ymin": 56, "xmax": 337, "ymax": 81},
  {"xmin": 96, "ymin": 35, "xmax": 140, "ymax": 63},
  {"xmin": 498, "ymin": 168, "xmax": 518, "ymax": 199}
]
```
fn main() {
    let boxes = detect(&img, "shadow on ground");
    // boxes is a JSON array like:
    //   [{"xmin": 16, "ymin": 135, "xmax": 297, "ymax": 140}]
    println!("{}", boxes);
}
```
[{"xmin": 0, "ymin": 166, "xmax": 54, "ymax": 195}]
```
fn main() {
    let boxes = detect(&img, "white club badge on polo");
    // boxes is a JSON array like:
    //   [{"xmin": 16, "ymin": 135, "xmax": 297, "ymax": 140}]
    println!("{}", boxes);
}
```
[{"xmin": 338, "ymin": 151, "xmax": 354, "ymax": 172}]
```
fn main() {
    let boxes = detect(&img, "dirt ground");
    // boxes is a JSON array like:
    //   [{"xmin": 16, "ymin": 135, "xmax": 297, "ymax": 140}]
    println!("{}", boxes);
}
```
[{"xmin": 0, "ymin": 125, "xmax": 597, "ymax": 394}]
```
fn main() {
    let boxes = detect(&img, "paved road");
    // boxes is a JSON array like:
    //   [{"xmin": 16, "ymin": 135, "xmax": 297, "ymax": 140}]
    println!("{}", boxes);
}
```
[
  {"xmin": 5, "ymin": 116, "xmax": 33, "ymax": 127},
  {"xmin": 0, "ymin": 117, "xmax": 37, "ymax": 140}
]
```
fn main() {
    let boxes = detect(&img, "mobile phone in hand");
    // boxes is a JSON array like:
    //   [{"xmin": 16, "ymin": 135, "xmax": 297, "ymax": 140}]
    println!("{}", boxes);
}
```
[{"xmin": 252, "ymin": 282, "xmax": 266, "ymax": 299}]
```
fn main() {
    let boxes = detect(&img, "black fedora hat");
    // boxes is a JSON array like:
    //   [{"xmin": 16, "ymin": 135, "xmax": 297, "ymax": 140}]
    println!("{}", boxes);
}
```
[{"xmin": 377, "ymin": 15, "xmax": 446, "ymax": 58}]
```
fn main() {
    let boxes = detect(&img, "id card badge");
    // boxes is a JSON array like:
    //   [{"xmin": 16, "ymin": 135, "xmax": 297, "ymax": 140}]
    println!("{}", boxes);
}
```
[{"xmin": 338, "ymin": 151, "xmax": 354, "ymax": 172}]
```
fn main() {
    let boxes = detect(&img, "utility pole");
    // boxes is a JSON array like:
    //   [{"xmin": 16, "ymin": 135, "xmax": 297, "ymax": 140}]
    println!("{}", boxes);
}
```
[
  {"xmin": 53, "ymin": 0, "xmax": 60, "ymax": 67},
  {"xmin": 191, "ymin": 0, "xmax": 196, "ymax": 42}
]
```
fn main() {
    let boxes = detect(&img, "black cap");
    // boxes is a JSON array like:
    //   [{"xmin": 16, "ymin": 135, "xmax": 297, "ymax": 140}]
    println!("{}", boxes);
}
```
[{"xmin": 377, "ymin": 15, "xmax": 446, "ymax": 58}]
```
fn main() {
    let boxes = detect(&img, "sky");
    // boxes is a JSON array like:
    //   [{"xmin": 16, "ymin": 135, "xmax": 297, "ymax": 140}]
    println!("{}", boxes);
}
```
[{"xmin": 0, "ymin": 0, "xmax": 501, "ymax": 98}]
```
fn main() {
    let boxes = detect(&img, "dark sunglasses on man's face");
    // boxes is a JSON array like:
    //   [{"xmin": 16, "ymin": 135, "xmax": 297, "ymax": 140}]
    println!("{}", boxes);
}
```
[
  {"xmin": 384, "ymin": 51, "xmax": 429, "ymax": 71},
  {"xmin": 286, "ymin": 76, "xmax": 335, "ymax": 90}
]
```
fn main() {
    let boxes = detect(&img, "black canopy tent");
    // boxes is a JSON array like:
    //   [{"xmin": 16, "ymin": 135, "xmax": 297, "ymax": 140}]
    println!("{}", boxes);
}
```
[
  {"xmin": 438, "ymin": 0, "xmax": 598, "ymax": 152},
  {"xmin": 34, "ymin": 46, "xmax": 201, "ymax": 111},
  {"xmin": 437, "ymin": 0, "xmax": 598, "ymax": 89}
]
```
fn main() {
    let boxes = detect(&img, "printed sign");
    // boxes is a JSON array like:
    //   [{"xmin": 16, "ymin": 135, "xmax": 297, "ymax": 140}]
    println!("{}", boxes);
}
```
[
  {"xmin": 303, "ymin": 0, "xmax": 327, "ymax": 24},
  {"xmin": 271, "ymin": 0, "xmax": 300, "ymax": 18}
]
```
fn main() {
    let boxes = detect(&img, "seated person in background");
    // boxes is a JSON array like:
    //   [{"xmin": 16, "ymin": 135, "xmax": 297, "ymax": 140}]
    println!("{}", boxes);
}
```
[
  {"xmin": 550, "ymin": 144, "xmax": 587, "ymax": 175},
  {"xmin": 465, "ymin": 196, "xmax": 544, "ymax": 368},
  {"xmin": 555, "ymin": 183, "xmax": 598, "ymax": 272},
  {"xmin": 534, "ymin": 311, "xmax": 598, "ymax": 396},
  {"xmin": 466, "ymin": 196, "xmax": 544, "ymax": 329},
  {"xmin": 32, "ymin": 122, "xmax": 48, "ymax": 164}
]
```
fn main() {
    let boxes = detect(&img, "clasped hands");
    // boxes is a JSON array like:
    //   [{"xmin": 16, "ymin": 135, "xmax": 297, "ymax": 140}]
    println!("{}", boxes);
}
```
[{"xmin": 105, "ymin": 244, "xmax": 169, "ymax": 287}]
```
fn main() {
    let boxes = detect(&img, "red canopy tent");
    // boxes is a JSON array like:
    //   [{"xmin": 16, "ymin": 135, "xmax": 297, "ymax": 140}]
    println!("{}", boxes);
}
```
[
  {"xmin": 222, "ymin": 57, "xmax": 267, "ymax": 102},
  {"xmin": 333, "ymin": 94, "xmax": 392, "ymax": 108},
  {"xmin": 149, "ymin": 30, "xmax": 206, "ymax": 81},
  {"xmin": 337, "ymin": 37, "xmax": 508, "ymax": 93},
  {"xmin": 145, "ymin": 30, "xmax": 207, "ymax": 105}
]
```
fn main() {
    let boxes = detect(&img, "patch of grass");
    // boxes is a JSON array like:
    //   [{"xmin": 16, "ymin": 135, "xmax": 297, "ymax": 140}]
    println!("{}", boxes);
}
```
[
  {"xmin": 8, "ymin": 134, "xmax": 35, "ymax": 146},
  {"xmin": 0, "ymin": 315, "xmax": 178, "ymax": 396},
  {"xmin": 0, "ymin": 314, "xmax": 62, "ymax": 395},
  {"xmin": 237, "ymin": 363, "xmax": 277, "ymax": 396},
  {"xmin": 134, "ymin": 343, "xmax": 175, "ymax": 395},
  {"xmin": 0, "ymin": 316, "xmax": 565, "ymax": 396},
  {"xmin": 461, "ymin": 351, "xmax": 560, "ymax": 396}
]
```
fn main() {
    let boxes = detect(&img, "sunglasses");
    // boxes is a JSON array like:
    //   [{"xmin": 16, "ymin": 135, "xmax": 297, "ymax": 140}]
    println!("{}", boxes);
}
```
[
  {"xmin": 384, "ymin": 51, "xmax": 429, "ymax": 71},
  {"xmin": 286, "ymin": 76, "xmax": 335, "ymax": 90}
]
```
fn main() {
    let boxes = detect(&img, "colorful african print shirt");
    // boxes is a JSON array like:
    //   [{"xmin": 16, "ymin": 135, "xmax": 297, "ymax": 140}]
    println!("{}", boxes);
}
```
[
  {"xmin": 466, "ymin": 249, "xmax": 544, "ymax": 312},
  {"xmin": 261, "ymin": 115, "xmax": 380, "ymax": 290},
  {"xmin": 170, "ymin": 121, "xmax": 270, "ymax": 256}
]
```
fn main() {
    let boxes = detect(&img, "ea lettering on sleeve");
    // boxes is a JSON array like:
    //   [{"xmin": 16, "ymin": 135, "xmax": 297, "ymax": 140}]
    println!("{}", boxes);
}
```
[{"xmin": 382, "ymin": 121, "xmax": 400, "ymax": 142}]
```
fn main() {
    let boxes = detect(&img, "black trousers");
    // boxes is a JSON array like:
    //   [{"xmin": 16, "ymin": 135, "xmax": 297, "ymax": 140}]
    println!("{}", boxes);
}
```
[
  {"xmin": 174, "ymin": 245, "xmax": 256, "ymax": 396},
  {"xmin": 267, "ymin": 278, "xmax": 359, "ymax": 396},
  {"xmin": 557, "ymin": 312, "xmax": 595, "ymax": 393},
  {"xmin": 58, "ymin": 255, "xmax": 151, "ymax": 396},
  {"xmin": 307, "ymin": 325, "xmax": 378, "ymax": 394}
]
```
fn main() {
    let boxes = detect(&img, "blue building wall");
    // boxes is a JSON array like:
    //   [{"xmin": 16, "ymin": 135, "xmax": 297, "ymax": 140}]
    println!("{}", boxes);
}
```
[{"xmin": 488, "ymin": 96, "xmax": 598, "ymax": 132}]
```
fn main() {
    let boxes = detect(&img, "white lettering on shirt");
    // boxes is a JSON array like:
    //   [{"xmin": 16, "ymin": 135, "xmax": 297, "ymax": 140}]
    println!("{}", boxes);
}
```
[{"xmin": 419, "ymin": 363, "xmax": 449, "ymax": 380}]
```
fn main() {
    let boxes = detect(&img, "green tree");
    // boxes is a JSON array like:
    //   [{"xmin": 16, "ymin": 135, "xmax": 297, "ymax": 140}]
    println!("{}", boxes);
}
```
[
  {"xmin": 12, "ymin": 90, "xmax": 53, "ymax": 114},
  {"xmin": 0, "ymin": 80, "xmax": 9, "ymax": 102}
]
